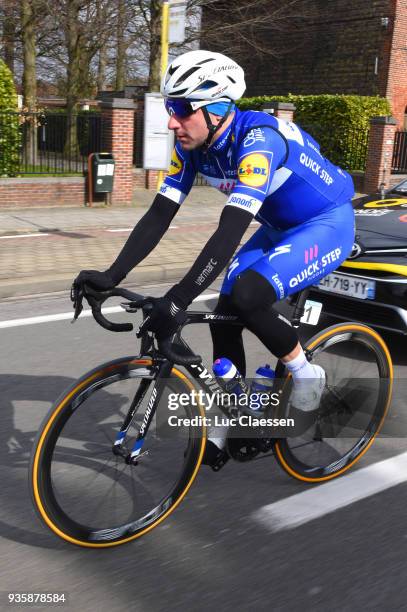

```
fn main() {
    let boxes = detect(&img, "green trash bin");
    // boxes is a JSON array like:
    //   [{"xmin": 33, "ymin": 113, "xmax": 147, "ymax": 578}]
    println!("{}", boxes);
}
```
[{"xmin": 91, "ymin": 153, "xmax": 115, "ymax": 193}]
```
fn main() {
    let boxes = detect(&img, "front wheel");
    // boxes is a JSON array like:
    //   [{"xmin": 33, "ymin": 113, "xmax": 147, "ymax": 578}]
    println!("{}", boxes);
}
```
[
  {"xmin": 274, "ymin": 323, "xmax": 393, "ymax": 482},
  {"xmin": 30, "ymin": 357, "xmax": 206, "ymax": 547}
]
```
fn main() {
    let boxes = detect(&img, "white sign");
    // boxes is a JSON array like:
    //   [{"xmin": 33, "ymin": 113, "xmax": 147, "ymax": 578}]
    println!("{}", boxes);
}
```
[
  {"xmin": 300, "ymin": 299, "xmax": 323, "ymax": 326},
  {"xmin": 143, "ymin": 93, "xmax": 174, "ymax": 170},
  {"xmin": 97, "ymin": 163, "xmax": 114, "ymax": 177},
  {"xmin": 169, "ymin": 0, "xmax": 186, "ymax": 43}
]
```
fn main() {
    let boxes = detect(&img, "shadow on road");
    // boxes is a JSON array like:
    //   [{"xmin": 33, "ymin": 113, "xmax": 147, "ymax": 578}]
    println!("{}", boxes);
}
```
[
  {"xmin": 0, "ymin": 374, "xmax": 75, "ymax": 548},
  {"xmin": 0, "ymin": 373, "xmax": 129, "ymax": 549}
]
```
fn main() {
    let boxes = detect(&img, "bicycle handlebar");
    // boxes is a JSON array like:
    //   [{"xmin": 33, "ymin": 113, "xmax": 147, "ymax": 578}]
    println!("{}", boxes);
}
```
[
  {"xmin": 75, "ymin": 284, "xmax": 201, "ymax": 365},
  {"xmin": 157, "ymin": 338, "xmax": 201, "ymax": 366}
]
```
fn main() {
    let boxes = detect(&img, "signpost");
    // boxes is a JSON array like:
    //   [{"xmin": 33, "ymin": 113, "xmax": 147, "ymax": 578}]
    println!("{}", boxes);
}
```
[
  {"xmin": 169, "ymin": 0, "xmax": 186, "ymax": 43},
  {"xmin": 145, "ymin": 0, "xmax": 187, "ymax": 184}
]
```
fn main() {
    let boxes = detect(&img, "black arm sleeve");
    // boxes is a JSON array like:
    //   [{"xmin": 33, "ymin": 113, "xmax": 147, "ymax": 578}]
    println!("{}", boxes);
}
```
[
  {"xmin": 166, "ymin": 205, "xmax": 253, "ymax": 308},
  {"xmin": 107, "ymin": 193, "xmax": 179, "ymax": 283}
]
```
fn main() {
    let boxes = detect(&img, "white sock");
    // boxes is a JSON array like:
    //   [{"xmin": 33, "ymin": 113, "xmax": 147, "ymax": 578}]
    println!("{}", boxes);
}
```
[
  {"xmin": 284, "ymin": 348, "xmax": 316, "ymax": 380},
  {"xmin": 208, "ymin": 420, "xmax": 230, "ymax": 450},
  {"xmin": 208, "ymin": 437, "xmax": 227, "ymax": 450}
]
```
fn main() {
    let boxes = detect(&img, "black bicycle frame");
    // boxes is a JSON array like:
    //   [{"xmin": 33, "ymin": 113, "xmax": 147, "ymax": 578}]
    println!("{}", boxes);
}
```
[{"xmin": 114, "ymin": 287, "xmax": 312, "ymax": 461}]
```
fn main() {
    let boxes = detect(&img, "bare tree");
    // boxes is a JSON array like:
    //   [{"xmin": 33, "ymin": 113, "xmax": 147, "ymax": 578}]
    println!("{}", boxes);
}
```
[
  {"xmin": 6, "ymin": 0, "xmax": 316, "ymax": 126},
  {"xmin": 187, "ymin": 0, "xmax": 316, "ymax": 63},
  {"xmin": 21, "ymin": 0, "xmax": 37, "ymax": 110},
  {"xmin": 1, "ymin": 0, "xmax": 18, "ymax": 73},
  {"xmin": 146, "ymin": 0, "xmax": 162, "ymax": 90},
  {"xmin": 115, "ymin": 0, "xmax": 127, "ymax": 89},
  {"xmin": 122, "ymin": 0, "xmax": 315, "ymax": 93},
  {"xmin": 96, "ymin": 0, "xmax": 109, "ymax": 90},
  {"xmin": 97, "ymin": 43, "xmax": 108, "ymax": 90},
  {"xmin": 38, "ymin": 0, "xmax": 117, "ymax": 155}
]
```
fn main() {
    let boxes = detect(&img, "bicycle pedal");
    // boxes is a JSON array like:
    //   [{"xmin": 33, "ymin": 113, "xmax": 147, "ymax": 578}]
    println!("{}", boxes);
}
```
[
  {"xmin": 227, "ymin": 438, "xmax": 260, "ymax": 462},
  {"xmin": 201, "ymin": 440, "xmax": 229, "ymax": 471},
  {"xmin": 210, "ymin": 452, "xmax": 229, "ymax": 472},
  {"xmin": 257, "ymin": 438, "xmax": 273, "ymax": 453}
]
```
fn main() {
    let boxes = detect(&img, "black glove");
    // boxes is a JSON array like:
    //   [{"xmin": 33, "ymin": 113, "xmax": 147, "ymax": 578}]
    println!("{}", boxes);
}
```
[
  {"xmin": 73, "ymin": 269, "xmax": 117, "ymax": 291},
  {"xmin": 139, "ymin": 296, "xmax": 187, "ymax": 341}
]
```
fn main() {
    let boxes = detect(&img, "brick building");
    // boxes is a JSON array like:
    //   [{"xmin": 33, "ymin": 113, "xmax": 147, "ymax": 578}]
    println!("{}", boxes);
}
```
[{"xmin": 202, "ymin": 0, "xmax": 407, "ymax": 128}]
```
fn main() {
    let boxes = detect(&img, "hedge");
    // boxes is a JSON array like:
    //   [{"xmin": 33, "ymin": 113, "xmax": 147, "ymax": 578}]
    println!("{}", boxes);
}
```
[
  {"xmin": 237, "ymin": 94, "xmax": 391, "ymax": 171},
  {"xmin": 0, "ymin": 59, "xmax": 20, "ymax": 176}
]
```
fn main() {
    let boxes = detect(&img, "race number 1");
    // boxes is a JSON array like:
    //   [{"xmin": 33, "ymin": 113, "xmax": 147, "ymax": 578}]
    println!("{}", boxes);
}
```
[{"xmin": 300, "ymin": 300, "xmax": 323, "ymax": 325}]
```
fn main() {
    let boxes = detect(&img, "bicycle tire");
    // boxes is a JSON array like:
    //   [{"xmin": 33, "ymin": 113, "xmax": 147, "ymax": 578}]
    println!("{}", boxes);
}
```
[
  {"xmin": 30, "ymin": 356, "xmax": 206, "ymax": 547},
  {"xmin": 274, "ymin": 323, "xmax": 393, "ymax": 482}
]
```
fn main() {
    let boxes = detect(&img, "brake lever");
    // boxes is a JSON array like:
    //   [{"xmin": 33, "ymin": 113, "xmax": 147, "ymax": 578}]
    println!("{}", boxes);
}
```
[
  {"xmin": 136, "ymin": 315, "xmax": 151, "ymax": 339},
  {"xmin": 70, "ymin": 283, "xmax": 84, "ymax": 323}
]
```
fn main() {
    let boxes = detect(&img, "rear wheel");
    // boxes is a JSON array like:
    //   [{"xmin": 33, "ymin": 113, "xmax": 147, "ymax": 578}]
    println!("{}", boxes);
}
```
[
  {"xmin": 274, "ymin": 323, "xmax": 393, "ymax": 482},
  {"xmin": 30, "ymin": 357, "xmax": 206, "ymax": 547}
]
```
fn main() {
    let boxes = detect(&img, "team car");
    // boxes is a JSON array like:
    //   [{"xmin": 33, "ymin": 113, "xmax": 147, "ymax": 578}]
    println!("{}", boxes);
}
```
[{"xmin": 309, "ymin": 177, "xmax": 407, "ymax": 334}]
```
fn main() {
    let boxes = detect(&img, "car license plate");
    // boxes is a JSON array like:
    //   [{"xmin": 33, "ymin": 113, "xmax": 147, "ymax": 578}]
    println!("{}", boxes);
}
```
[{"xmin": 317, "ymin": 272, "xmax": 376, "ymax": 299}]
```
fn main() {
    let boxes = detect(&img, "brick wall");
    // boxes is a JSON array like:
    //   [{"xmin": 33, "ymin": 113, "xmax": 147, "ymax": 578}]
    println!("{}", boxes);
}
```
[
  {"xmin": 203, "ymin": 0, "xmax": 406, "ymax": 123},
  {"xmin": 101, "ymin": 99, "xmax": 135, "ymax": 205},
  {"xmin": 364, "ymin": 116, "xmax": 397, "ymax": 192},
  {"xmin": 0, "ymin": 177, "xmax": 85, "ymax": 208},
  {"xmin": 216, "ymin": 0, "xmax": 393, "ymax": 97},
  {"xmin": 385, "ymin": 0, "xmax": 407, "ymax": 126},
  {"xmin": 133, "ymin": 168, "xmax": 161, "ymax": 190}
]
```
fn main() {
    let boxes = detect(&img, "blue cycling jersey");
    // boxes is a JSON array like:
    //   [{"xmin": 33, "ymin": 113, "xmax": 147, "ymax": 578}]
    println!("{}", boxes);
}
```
[{"xmin": 160, "ymin": 107, "xmax": 355, "ymax": 230}]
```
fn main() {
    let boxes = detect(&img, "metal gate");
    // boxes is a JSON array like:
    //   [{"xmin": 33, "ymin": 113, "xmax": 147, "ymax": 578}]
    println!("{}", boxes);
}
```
[{"xmin": 392, "ymin": 131, "xmax": 407, "ymax": 173}]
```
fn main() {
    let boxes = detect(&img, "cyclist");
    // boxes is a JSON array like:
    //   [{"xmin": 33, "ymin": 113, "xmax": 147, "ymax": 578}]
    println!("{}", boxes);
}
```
[{"xmin": 74, "ymin": 50, "xmax": 355, "ymax": 464}]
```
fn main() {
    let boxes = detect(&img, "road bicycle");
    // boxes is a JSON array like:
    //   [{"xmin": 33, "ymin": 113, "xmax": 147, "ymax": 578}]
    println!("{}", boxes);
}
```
[{"xmin": 30, "ymin": 285, "xmax": 393, "ymax": 547}]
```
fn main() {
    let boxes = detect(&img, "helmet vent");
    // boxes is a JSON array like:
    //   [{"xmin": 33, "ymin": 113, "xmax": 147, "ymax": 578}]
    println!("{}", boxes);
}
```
[
  {"xmin": 174, "ymin": 66, "xmax": 200, "ymax": 87},
  {"xmin": 194, "ymin": 80, "xmax": 217, "ymax": 92},
  {"xmin": 172, "ymin": 87, "xmax": 189, "ymax": 95},
  {"xmin": 168, "ymin": 64, "xmax": 178, "ymax": 76},
  {"xmin": 227, "ymin": 76, "xmax": 236, "ymax": 84},
  {"xmin": 196, "ymin": 58, "xmax": 215, "ymax": 65}
]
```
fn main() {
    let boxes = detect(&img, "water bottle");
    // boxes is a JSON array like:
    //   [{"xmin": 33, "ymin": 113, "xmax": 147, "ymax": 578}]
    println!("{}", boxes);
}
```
[
  {"xmin": 250, "ymin": 364, "xmax": 276, "ymax": 412},
  {"xmin": 212, "ymin": 358, "xmax": 249, "ymax": 395},
  {"xmin": 251, "ymin": 364, "xmax": 276, "ymax": 393}
]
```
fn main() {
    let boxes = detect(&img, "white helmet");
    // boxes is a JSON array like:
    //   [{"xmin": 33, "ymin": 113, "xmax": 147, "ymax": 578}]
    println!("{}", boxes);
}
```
[{"xmin": 161, "ymin": 49, "xmax": 246, "ymax": 109}]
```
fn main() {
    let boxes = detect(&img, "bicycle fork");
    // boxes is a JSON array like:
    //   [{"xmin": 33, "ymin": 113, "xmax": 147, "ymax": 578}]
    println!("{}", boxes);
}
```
[{"xmin": 112, "ymin": 361, "xmax": 173, "ymax": 465}]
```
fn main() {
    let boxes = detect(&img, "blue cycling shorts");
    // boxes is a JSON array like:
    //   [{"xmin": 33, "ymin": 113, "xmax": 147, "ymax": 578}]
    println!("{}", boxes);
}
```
[{"xmin": 221, "ymin": 202, "xmax": 355, "ymax": 300}]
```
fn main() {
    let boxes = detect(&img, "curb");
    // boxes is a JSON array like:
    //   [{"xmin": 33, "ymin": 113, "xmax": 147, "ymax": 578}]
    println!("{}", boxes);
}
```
[{"xmin": 0, "ymin": 262, "xmax": 196, "ymax": 299}]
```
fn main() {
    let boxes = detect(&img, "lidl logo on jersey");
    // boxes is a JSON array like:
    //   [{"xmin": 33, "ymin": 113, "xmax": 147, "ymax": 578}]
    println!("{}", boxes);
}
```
[
  {"xmin": 238, "ymin": 153, "xmax": 269, "ymax": 187},
  {"xmin": 168, "ymin": 149, "xmax": 183, "ymax": 176}
]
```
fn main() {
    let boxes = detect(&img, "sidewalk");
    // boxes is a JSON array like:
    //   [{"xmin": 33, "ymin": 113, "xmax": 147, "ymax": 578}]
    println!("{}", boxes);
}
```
[
  {"xmin": 0, "ymin": 188, "xmax": 364, "ymax": 300},
  {"xmin": 0, "ymin": 187, "xmax": 234, "ymax": 299}
]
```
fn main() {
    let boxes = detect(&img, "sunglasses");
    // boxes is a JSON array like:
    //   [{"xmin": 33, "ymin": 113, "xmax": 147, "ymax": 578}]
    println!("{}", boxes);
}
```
[{"xmin": 164, "ymin": 98, "xmax": 196, "ymax": 118}]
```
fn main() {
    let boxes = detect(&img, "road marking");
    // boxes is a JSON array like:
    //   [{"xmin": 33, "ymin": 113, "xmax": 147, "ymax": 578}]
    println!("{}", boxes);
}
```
[
  {"xmin": 253, "ymin": 451, "xmax": 407, "ymax": 532},
  {"xmin": 0, "ymin": 233, "xmax": 50, "ymax": 239},
  {"xmin": 0, "ymin": 292, "xmax": 219, "ymax": 329},
  {"xmin": 105, "ymin": 228, "xmax": 133, "ymax": 232}
]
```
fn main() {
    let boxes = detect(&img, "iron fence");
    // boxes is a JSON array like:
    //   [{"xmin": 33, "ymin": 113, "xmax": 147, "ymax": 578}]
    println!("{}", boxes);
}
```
[
  {"xmin": 392, "ymin": 131, "xmax": 407, "ymax": 174},
  {"xmin": 299, "ymin": 123, "xmax": 369, "ymax": 172},
  {"xmin": 0, "ymin": 111, "xmax": 103, "ymax": 175},
  {"xmin": 133, "ymin": 106, "xmax": 144, "ymax": 168}
]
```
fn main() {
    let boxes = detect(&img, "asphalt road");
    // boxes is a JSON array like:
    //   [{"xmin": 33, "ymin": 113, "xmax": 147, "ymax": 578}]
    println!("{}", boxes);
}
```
[{"xmin": 1, "ymin": 283, "xmax": 407, "ymax": 612}]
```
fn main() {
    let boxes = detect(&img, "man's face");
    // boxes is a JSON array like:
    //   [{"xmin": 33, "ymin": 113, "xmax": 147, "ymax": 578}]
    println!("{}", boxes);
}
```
[{"xmin": 168, "ymin": 108, "xmax": 211, "ymax": 150}]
